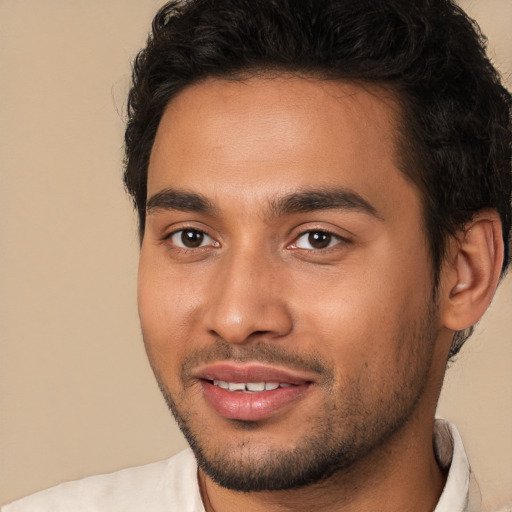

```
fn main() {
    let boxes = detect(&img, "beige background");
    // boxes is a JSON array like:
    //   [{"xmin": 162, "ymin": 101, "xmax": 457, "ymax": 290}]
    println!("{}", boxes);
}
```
[{"xmin": 0, "ymin": 0, "xmax": 511, "ymax": 509}]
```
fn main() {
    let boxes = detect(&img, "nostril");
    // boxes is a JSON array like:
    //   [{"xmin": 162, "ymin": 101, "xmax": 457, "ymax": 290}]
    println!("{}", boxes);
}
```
[
  {"xmin": 251, "ymin": 330, "xmax": 271, "ymax": 337},
  {"xmin": 204, "ymin": 300, "xmax": 293, "ymax": 343}
]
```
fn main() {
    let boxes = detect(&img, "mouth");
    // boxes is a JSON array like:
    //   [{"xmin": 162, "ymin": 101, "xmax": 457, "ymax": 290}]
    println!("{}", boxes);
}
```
[
  {"xmin": 195, "ymin": 363, "xmax": 314, "ymax": 422},
  {"xmin": 210, "ymin": 380, "xmax": 296, "ymax": 392}
]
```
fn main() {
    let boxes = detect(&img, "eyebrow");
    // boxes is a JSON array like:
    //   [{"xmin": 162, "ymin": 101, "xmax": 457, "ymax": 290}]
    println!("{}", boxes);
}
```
[
  {"xmin": 266, "ymin": 188, "xmax": 382, "ymax": 220},
  {"xmin": 146, "ymin": 189, "xmax": 216, "ymax": 214},
  {"xmin": 146, "ymin": 187, "xmax": 381, "ymax": 220}
]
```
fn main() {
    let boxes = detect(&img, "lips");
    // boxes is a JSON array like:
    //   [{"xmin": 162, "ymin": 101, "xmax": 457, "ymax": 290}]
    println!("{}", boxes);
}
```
[{"xmin": 195, "ymin": 363, "xmax": 313, "ymax": 421}]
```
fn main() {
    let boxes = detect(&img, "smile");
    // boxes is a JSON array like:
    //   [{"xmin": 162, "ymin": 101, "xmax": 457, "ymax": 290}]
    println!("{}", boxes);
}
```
[
  {"xmin": 212, "ymin": 380, "xmax": 296, "ymax": 392},
  {"xmin": 194, "ymin": 362, "xmax": 316, "ymax": 421},
  {"xmin": 202, "ymin": 379, "xmax": 311, "ymax": 421}
]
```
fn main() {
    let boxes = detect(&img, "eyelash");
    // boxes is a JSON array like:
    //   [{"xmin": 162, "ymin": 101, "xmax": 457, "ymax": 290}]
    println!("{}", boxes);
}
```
[
  {"xmin": 164, "ymin": 227, "xmax": 218, "ymax": 251},
  {"xmin": 290, "ymin": 229, "xmax": 345, "ymax": 251}
]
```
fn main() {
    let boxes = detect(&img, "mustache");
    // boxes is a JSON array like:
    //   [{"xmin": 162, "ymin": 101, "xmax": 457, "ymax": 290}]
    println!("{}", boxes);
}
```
[{"xmin": 181, "ymin": 338, "xmax": 334, "ymax": 382}]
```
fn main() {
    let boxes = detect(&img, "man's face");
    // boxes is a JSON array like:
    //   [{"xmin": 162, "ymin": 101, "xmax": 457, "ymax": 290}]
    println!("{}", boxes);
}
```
[{"xmin": 138, "ymin": 77, "xmax": 443, "ymax": 491}]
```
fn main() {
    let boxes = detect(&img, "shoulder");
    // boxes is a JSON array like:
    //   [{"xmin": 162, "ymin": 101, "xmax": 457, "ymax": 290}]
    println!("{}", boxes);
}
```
[{"xmin": 2, "ymin": 449, "xmax": 204, "ymax": 512}]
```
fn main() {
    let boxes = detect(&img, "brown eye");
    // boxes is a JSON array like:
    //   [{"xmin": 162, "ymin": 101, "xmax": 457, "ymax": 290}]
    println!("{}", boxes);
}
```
[
  {"xmin": 170, "ymin": 229, "xmax": 216, "ymax": 249},
  {"xmin": 294, "ymin": 230, "xmax": 341, "ymax": 250},
  {"xmin": 181, "ymin": 230, "xmax": 204, "ymax": 248},
  {"xmin": 308, "ymin": 232, "xmax": 331, "ymax": 249}
]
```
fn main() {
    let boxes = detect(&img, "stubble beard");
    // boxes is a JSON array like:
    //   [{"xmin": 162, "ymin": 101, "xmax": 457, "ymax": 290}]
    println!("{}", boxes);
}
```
[{"xmin": 146, "ymin": 303, "xmax": 439, "ymax": 493}]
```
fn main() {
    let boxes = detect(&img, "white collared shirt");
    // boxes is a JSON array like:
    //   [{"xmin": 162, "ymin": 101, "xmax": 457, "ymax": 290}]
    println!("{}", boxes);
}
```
[
  {"xmin": 2, "ymin": 419, "xmax": 501, "ymax": 512},
  {"xmin": 433, "ymin": 418, "xmax": 481, "ymax": 512}
]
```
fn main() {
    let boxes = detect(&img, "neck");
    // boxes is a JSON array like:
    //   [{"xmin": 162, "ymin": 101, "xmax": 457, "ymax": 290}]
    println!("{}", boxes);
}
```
[{"xmin": 199, "ymin": 416, "xmax": 446, "ymax": 512}]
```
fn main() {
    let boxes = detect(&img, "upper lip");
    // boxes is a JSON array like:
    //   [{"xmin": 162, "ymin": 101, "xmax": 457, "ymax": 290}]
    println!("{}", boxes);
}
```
[{"xmin": 194, "ymin": 362, "xmax": 315, "ymax": 384}]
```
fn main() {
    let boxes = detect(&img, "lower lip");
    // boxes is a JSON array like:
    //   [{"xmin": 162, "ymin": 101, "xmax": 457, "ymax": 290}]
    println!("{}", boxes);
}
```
[{"xmin": 201, "ymin": 381, "xmax": 311, "ymax": 421}]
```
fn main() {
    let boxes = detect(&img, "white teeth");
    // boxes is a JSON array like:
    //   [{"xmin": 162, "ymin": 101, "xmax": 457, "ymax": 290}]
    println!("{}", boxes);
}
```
[
  {"xmin": 246, "ymin": 382, "xmax": 265, "ymax": 392},
  {"xmin": 212, "ymin": 380, "xmax": 295, "ymax": 392},
  {"xmin": 228, "ymin": 382, "xmax": 246, "ymax": 391}
]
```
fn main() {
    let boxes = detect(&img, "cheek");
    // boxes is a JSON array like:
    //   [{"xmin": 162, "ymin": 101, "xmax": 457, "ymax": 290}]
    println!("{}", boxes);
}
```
[
  {"xmin": 291, "ymin": 252, "xmax": 431, "ymax": 376},
  {"xmin": 137, "ymin": 251, "xmax": 202, "ymax": 368}
]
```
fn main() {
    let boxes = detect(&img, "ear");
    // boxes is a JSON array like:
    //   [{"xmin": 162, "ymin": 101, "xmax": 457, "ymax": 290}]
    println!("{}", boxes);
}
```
[{"xmin": 441, "ymin": 210, "xmax": 504, "ymax": 331}]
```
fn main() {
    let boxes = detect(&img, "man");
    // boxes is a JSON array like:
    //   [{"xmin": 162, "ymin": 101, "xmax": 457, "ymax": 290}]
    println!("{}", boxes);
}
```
[{"xmin": 4, "ymin": 0, "xmax": 511, "ymax": 510}]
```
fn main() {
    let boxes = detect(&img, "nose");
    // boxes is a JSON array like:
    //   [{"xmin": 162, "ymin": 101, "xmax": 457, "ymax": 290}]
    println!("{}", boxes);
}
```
[{"xmin": 203, "ymin": 250, "xmax": 293, "ymax": 344}]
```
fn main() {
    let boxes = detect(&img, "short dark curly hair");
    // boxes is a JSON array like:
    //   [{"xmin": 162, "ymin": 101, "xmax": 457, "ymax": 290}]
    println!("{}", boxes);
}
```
[{"xmin": 124, "ymin": 0, "xmax": 512, "ymax": 357}]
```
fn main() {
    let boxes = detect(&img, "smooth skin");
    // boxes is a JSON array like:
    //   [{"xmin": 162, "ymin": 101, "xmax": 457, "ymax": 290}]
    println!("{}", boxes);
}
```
[{"xmin": 138, "ymin": 77, "xmax": 503, "ymax": 512}]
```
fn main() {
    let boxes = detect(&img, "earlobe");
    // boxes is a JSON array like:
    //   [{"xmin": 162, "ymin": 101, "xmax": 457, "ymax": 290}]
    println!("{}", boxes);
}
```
[{"xmin": 442, "ymin": 210, "xmax": 504, "ymax": 331}]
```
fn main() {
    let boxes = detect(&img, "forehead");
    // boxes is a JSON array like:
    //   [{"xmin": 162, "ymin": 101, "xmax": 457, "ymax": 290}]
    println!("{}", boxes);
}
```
[{"xmin": 148, "ymin": 76, "xmax": 416, "ymax": 220}]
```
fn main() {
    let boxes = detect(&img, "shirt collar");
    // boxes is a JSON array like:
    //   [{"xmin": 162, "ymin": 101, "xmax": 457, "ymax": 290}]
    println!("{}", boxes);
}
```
[{"xmin": 433, "ymin": 418, "xmax": 481, "ymax": 512}]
